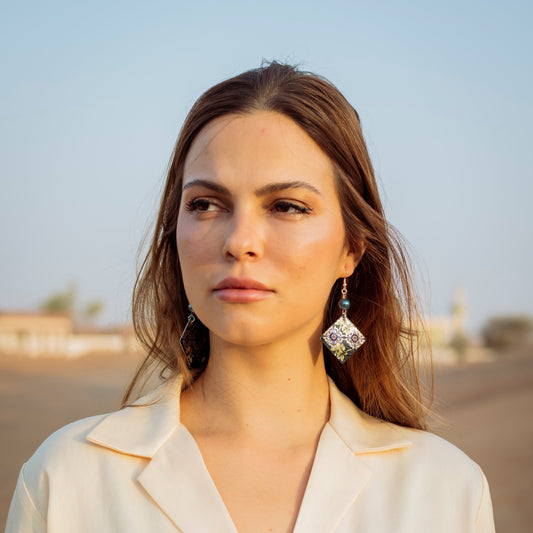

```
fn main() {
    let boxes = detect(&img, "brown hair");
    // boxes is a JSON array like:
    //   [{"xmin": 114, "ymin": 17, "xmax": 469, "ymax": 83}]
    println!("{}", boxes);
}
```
[{"xmin": 123, "ymin": 61, "xmax": 432, "ymax": 430}]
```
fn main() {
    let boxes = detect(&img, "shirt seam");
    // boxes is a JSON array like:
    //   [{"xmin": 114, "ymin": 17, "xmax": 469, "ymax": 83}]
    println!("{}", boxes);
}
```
[
  {"xmin": 326, "ymin": 422, "xmax": 411, "ymax": 455},
  {"xmin": 20, "ymin": 463, "xmax": 47, "ymax": 524},
  {"xmin": 474, "ymin": 462, "xmax": 486, "ymax": 525}
]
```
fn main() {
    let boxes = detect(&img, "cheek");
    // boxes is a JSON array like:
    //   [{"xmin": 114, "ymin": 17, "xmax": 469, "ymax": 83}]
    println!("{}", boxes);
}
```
[
  {"xmin": 272, "ymin": 218, "xmax": 346, "ymax": 273},
  {"xmin": 176, "ymin": 217, "xmax": 218, "ymax": 265},
  {"xmin": 176, "ymin": 219, "xmax": 217, "ymax": 304}
]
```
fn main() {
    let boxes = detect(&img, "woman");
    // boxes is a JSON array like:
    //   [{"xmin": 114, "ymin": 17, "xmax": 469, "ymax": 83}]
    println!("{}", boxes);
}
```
[{"xmin": 7, "ymin": 62, "xmax": 495, "ymax": 532}]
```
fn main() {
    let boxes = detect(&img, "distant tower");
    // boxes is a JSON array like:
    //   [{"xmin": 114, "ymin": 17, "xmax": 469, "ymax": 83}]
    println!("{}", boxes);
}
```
[
  {"xmin": 449, "ymin": 286, "xmax": 469, "ymax": 360},
  {"xmin": 451, "ymin": 286, "xmax": 468, "ymax": 335}
]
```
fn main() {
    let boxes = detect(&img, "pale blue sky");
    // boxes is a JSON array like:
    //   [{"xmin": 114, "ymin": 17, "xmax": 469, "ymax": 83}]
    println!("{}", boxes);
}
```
[{"xmin": 1, "ymin": 0, "xmax": 532, "ymax": 333}]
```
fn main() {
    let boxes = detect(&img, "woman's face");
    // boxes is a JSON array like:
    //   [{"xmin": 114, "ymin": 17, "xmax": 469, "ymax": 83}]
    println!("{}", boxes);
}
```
[{"xmin": 176, "ymin": 111, "xmax": 357, "ymax": 350}]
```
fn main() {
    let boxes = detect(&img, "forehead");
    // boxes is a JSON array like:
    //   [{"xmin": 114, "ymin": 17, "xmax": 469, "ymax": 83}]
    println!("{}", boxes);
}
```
[{"xmin": 182, "ymin": 111, "xmax": 335, "ymax": 188}]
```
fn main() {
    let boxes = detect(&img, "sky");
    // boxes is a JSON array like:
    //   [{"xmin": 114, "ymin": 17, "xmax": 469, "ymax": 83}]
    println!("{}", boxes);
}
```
[{"xmin": 1, "ymin": 0, "xmax": 532, "ymax": 334}]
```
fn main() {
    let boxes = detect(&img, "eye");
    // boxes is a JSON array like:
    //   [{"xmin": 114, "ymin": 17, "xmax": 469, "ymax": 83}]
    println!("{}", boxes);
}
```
[
  {"xmin": 184, "ymin": 198, "xmax": 223, "ymax": 213},
  {"xmin": 271, "ymin": 200, "xmax": 312, "ymax": 216}
]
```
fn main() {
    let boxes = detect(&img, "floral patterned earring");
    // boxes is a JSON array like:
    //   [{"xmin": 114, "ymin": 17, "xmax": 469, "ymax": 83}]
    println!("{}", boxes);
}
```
[{"xmin": 321, "ymin": 277, "xmax": 365, "ymax": 363}]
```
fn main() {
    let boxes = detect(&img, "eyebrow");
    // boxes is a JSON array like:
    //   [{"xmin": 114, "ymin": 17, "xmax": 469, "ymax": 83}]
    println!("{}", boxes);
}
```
[{"xmin": 182, "ymin": 178, "xmax": 321, "ymax": 197}]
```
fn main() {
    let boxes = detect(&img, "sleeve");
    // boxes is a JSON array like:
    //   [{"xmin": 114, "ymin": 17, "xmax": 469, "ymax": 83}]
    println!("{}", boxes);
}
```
[
  {"xmin": 475, "ymin": 466, "xmax": 495, "ymax": 533},
  {"xmin": 5, "ymin": 464, "xmax": 47, "ymax": 533}
]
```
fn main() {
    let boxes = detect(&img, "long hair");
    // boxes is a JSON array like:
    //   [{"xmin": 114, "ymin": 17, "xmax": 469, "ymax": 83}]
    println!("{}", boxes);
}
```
[{"xmin": 123, "ymin": 61, "xmax": 432, "ymax": 430}]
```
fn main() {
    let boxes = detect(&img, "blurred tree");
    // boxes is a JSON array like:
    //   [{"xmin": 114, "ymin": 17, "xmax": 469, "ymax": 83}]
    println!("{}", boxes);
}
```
[
  {"xmin": 450, "ymin": 331, "xmax": 469, "ymax": 362},
  {"xmin": 40, "ymin": 285, "xmax": 105, "ymax": 324},
  {"xmin": 482, "ymin": 315, "xmax": 533, "ymax": 351},
  {"xmin": 82, "ymin": 300, "xmax": 105, "ymax": 322},
  {"xmin": 40, "ymin": 284, "xmax": 77, "ymax": 314}
]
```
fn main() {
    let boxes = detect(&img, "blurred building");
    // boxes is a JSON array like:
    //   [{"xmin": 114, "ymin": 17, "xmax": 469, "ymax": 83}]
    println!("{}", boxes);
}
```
[
  {"xmin": 428, "ymin": 287, "xmax": 468, "ymax": 347},
  {"xmin": 0, "ymin": 311, "xmax": 138, "ymax": 358},
  {"xmin": 0, "ymin": 287, "xmax": 483, "ymax": 362},
  {"xmin": 423, "ymin": 287, "xmax": 491, "ymax": 363}
]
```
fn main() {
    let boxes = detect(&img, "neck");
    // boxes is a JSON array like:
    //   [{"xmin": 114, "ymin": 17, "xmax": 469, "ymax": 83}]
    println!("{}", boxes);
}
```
[{"xmin": 181, "ymin": 332, "xmax": 330, "ymax": 449}]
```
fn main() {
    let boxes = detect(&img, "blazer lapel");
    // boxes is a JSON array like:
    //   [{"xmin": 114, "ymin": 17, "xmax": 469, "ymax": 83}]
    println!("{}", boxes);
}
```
[
  {"xmin": 292, "ymin": 423, "xmax": 372, "ymax": 533},
  {"xmin": 86, "ymin": 376, "xmax": 412, "ymax": 533},
  {"xmin": 138, "ymin": 424, "xmax": 237, "ymax": 532},
  {"xmin": 293, "ymin": 379, "xmax": 412, "ymax": 533},
  {"xmin": 86, "ymin": 382, "xmax": 180, "ymax": 458},
  {"xmin": 87, "ymin": 378, "xmax": 237, "ymax": 532},
  {"xmin": 327, "ymin": 378, "xmax": 412, "ymax": 454}
]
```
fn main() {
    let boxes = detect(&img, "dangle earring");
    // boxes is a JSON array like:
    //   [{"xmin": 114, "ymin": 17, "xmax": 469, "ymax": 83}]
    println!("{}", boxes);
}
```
[
  {"xmin": 321, "ymin": 277, "xmax": 365, "ymax": 363},
  {"xmin": 179, "ymin": 304, "xmax": 209, "ymax": 369}
]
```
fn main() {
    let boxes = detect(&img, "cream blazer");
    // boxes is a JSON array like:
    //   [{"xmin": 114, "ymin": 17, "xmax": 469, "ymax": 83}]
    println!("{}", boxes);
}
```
[{"xmin": 6, "ymin": 377, "xmax": 495, "ymax": 532}]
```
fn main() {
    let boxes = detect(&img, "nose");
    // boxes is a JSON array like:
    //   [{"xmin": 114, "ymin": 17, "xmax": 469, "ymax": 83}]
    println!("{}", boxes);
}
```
[{"xmin": 222, "ymin": 207, "xmax": 263, "ymax": 261}]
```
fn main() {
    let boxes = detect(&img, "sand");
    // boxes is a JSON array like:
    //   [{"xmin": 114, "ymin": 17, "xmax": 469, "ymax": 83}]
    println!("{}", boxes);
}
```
[{"xmin": 1, "ymin": 351, "xmax": 532, "ymax": 531}]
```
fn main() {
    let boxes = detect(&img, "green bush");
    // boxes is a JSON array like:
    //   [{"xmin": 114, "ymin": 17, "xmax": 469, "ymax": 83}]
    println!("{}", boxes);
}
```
[{"xmin": 482, "ymin": 315, "xmax": 533, "ymax": 350}]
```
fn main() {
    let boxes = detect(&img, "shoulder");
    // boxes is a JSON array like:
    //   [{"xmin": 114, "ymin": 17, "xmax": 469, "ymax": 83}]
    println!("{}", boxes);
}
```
[
  {"xmin": 326, "ymin": 398, "xmax": 495, "ymax": 531},
  {"xmin": 355, "ymin": 404, "xmax": 485, "ymax": 486},
  {"xmin": 23, "ymin": 413, "xmax": 111, "ymax": 482},
  {"xmin": 13, "ymin": 413, "xmax": 112, "ymax": 521},
  {"xmin": 403, "ymin": 424, "xmax": 479, "ymax": 466},
  {"xmin": 23, "ymin": 382, "xmax": 181, "ymax": 494},
  {"xmin": 7, "ymin": 388, "xmax": 181, "ymax": 531},
  {"xmin": 329, "ymin": 379, "xmax": 488, "ymax": 499},
  {"xmin": 387, "ymin": 426, "xmax": 493, "ymax": 528},
  {"xmin": 330, "ymin": 377, "xmax": 483, "ymax": 475},
  {"xmin": 25, "ymin": 379, "xmax": 179, "ymax": 474},
  {"xmin": 355, "ymin": 413, "xmax": 491, "ymax": 523},
  {"xmin": 396, "ymin": 425, "xmax": 486, "ymax": 489}
]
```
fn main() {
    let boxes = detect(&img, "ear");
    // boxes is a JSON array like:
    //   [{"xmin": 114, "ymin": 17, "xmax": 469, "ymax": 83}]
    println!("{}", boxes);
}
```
[{"xmin": 337, "ymin": 240, "xmax": 366, "ymax": 279}]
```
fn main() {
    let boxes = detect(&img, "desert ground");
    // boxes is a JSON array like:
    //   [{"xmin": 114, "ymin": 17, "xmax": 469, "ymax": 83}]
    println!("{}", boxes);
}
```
[{"xmin": 1, "ymin": 350, "xmax": 532, "ymax": 531}]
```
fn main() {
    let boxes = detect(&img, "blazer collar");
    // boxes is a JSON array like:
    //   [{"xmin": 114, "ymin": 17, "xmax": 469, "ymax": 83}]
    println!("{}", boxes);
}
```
[
  {"xmin": 292, "ymin": 379, "xmax": 412, "ymax": 532},
  {"xmin": 327, "ymin": 376, "xmax": 412, "ymax": 454},
  {"xmin": 86, "ymin": 379, "xmax": 183, "ymax": 458},
  {"xmin": 87, "ymin": 376, "xmax": 412, "ymax": 532},
  {"xmin": 87, "ymin": 376, "xmax": 411, "ymax": 458}
]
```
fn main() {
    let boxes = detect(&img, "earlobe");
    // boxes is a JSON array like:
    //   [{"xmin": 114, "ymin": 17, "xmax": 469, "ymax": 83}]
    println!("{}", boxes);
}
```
[{"xmin": 340, "ymin": 241, "xmax": 365, "ymax": 278}]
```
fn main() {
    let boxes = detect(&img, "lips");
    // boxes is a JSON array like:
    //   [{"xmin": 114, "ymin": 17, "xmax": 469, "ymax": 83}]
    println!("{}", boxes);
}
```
[
  {"xmin": 213, "ymin": 277, "xmax": 274, "ymax": 303},
  {"xmin": 214, "ymin": 277, "xmax": 270, "ymax": 291}
]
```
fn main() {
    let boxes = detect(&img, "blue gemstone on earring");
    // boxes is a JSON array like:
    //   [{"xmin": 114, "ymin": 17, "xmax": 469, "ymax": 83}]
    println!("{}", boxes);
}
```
[
  {"xmin": 187, "ymin": 304, "xmax": 193, "ymax": 313},
  {"xmin": 338, "ymin": 298, "xmax": 351, "ymax": 310}
]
